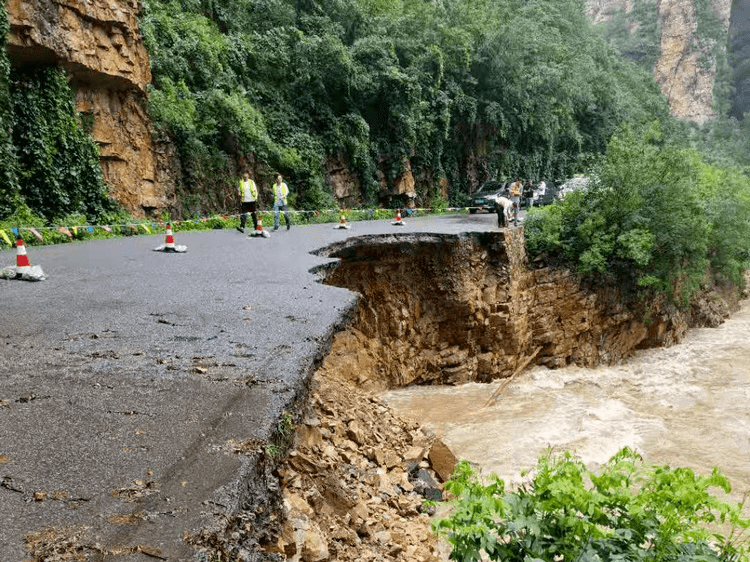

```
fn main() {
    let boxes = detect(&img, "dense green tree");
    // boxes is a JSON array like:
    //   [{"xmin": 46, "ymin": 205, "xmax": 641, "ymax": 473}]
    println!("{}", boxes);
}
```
[
  {"xmin": 141, "ymin": 0, "xmax": 679, "ymax": 211},
  {"xmin": 524, "ymin": 125, "xmax": 750, "ymax": 303}
]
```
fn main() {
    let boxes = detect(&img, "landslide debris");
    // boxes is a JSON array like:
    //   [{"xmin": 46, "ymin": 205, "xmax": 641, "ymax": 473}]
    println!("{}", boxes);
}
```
[{"xmin": 268, "ymin": 373, "xmax": 453, "ymax": 562}]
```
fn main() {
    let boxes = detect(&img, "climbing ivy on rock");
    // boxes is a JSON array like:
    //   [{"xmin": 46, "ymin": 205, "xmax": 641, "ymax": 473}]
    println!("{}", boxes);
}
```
[
  {"xmin": 9, "ymin": 67, "xmax": 115, "ymax": 222},
  {"xmin": 1, "ymin": 4, "xmax": 114, "ymax": 224}
]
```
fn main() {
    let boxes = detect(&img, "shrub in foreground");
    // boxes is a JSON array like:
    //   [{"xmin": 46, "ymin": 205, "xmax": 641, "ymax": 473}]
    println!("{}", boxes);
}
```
[{"xmin": 435, "ymin": 448, "xmax": 750, "ymax": 562}]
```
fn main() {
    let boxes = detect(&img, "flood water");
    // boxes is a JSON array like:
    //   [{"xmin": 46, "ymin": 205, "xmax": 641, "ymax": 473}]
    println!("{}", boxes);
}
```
[{"xmin": 382, "ymin": 300, "xmax": 750, "ymax": 493}]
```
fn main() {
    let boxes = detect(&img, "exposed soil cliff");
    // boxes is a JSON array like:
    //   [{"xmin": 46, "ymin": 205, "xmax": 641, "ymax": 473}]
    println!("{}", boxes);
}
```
[
  {"xmin": 6, "ymin": 0, "xmax": 171, "ymax": 216},
  {"xmin": 313, "ymin": 230, "xmax": 732, "ymax": 390}
]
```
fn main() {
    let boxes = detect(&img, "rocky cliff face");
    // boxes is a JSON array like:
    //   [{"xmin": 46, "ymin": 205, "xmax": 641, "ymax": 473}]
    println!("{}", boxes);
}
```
[
  {"xmin": 5, "ymin": 0, "xmax": 170, "ymax": 216},
  {"xmin": 729, "ymin": 0, "xmax": 750, "ymax": 118},
  {"xmin": 586, "ymin": 0, "xmax": 732, "ymax": 124},
  {"xmin": 654, "ymin": 0, "xmax": 731, "ymax": 124}
]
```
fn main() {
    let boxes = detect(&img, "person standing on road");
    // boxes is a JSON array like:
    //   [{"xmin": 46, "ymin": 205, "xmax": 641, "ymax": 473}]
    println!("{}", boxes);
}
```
[
  {"xmin": 523, "ymin": 180, "xmax": 535, "ymax": 208},
  {"xmin": 272, "ymin": 174, "xmax": 291, "ymax": 231},
  {"xmin": 509, "ymin": 179, "xmax": 522, "ymax": 224},
  {"xmin": 237, "ymin": 169, "xmax": 258, "ymax": 233}
]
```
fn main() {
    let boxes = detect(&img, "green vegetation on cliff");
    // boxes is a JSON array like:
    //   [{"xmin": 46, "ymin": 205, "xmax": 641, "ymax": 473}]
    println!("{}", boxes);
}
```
[
  {"xmin": 0, "ymin": 2, "xmax": 19, "ymax": 218},
  {"xmin": 525, "ymin": 124, "xmax": 750, "ymax": 303},
  {"xmin": 8, "ymin": 68, "xmax": 116, "ymax": 222},
  {"xmin": 141, "ymin": 0, "xmax": 672, "ymax": 210},
  {"xmin": 0, "ymin": 5, "xmax": 115, "ymax": 225}
]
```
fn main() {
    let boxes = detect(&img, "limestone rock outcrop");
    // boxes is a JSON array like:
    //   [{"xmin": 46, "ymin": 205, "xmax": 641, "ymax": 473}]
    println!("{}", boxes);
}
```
[
  {"xmin": 378, "ymin": 158, "xmax": 418, "ymax": 208},
  {"xmin": 6, "ymin": 0, "xmax": 170, "ymax": 216},
  {"xmin": 586, "ymin": 0, "xmax": 732, "ymax": 124},
  {"xmin": 326, "ymin": 153, "xmax": 362, "ymax": 206},
  {"xmin": 653, "ymin": 0, "xmax": 727, "ymax": 124}
]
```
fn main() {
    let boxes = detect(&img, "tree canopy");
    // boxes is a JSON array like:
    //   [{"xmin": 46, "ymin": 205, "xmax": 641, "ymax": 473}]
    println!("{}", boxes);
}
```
[{"xmin": 141, "ymin": 0, "xmax": 674, "ymax": 211}]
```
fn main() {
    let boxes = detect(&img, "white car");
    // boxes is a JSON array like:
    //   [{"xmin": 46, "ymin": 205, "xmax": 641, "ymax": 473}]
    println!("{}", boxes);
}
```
[{"xmin": 557, "ymin": 175, "xmax": 593, "ymax": 199}]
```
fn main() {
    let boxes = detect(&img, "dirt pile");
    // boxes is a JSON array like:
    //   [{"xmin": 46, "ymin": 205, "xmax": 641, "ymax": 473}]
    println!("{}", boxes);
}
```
[{"xmin": 269, "ymin": 374, "xmax": 453, "ymax": 562}]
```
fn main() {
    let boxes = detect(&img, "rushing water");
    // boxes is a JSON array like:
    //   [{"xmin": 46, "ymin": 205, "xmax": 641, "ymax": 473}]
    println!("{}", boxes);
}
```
[{"xmin": 382, "ymin": 300, "xmax": 750, "ymax": 493}]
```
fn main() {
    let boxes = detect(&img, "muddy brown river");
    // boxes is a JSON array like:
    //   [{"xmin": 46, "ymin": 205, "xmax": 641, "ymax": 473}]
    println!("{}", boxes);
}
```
[{"xmin": 382, "ymin": 299, "xmax": 750, "ymax": 494}]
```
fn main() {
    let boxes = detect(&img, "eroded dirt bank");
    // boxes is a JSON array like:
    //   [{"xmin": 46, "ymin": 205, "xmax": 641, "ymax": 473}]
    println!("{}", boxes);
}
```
[
  {"xmin": 313, "ymin": 230, "xmax": 735, "ymax": 390},
  {"xmin": 237, "ymin": 229, "xmax": 743, "ymax": 562},
  {"xmin": 191, "ymin": 228, "xmax": 743, "ymax": 562}
]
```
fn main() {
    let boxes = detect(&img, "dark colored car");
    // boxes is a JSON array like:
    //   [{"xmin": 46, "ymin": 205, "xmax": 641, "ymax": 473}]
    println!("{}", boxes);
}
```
[
  {"xmin": 469, "ymin": 181, "xmax": 508, "ymax": 214},
  {"xmin": 522, "ymin": 182, "xmax": 562, "ymax": 208}
]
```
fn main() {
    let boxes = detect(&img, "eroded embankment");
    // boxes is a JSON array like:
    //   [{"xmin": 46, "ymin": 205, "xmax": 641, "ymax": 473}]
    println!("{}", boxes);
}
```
[
  {"xmin": 312, "ymin": 230, "xmax": 734, "ymax": 390},
  {"xmin": 254, "ymin": 229, "xmax": 741, "ymax": 562}
]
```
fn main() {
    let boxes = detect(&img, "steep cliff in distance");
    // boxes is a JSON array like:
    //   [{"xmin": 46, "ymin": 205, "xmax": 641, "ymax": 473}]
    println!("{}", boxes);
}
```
[
  {"xmin": 5, "ymin": 0, "xmax": 171, "ymax": 217},
  {"xmin": 729, "ymin": 0, "xmax": 750, "ymax": 119},
  {"xmin": 587, "ymin": 0, "xmax": 732, "ymax": 125}
]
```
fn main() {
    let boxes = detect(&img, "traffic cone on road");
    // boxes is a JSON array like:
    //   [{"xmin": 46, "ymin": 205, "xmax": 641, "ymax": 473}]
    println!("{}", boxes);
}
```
[
  {"xmin": 334, "ymin": 211, "xmax": 351, "ymax": 230},
  {"xmin": 249, "ymin": 215, "xmax": 270, "ymax": 238},
  {"xmin": 153, "ymin": 224, "xmax": 187, "ymax": 253},
  {"xmin": 15, "ymin": 237, "xmax": 31, "ymax": 275},
  {"xmin": 0, "ymin": 236, "xmax": 46, "ymax": 281},
  {"xmin": 391, "ymin": 209, "xmax": 405, "ymax": 226}
]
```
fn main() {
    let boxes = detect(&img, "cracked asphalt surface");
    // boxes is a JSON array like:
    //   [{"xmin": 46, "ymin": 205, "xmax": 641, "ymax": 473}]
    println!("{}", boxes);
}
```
[{"xmin": 0, "ymin": 213, "xmax": 499, "ymax": 561}]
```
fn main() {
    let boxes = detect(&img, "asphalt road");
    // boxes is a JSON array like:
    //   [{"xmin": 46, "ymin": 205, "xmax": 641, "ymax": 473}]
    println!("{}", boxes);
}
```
[{"xmin": 0, "ymin": 212, "xmax": 500, "ymax": 561}]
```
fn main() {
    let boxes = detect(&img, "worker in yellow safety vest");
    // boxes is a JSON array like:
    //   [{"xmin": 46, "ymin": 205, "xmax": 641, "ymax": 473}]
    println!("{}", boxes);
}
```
[
  {"xmin": 272, "ymin": 173, "xmax": 291, "ymax": 231},
  {"xmin": 237, "ymin": 169, "xmax": 258, "ymax": 233}
]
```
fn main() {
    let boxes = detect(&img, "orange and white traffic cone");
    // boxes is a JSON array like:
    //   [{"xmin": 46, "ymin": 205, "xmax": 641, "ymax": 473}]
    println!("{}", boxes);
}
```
[
  {"xmin": 249, "ymin": 215, "xmax": 270, "ymax": 238},
  {"xmin": 392, "ymin": 209, "xmax": 405, "ymax": 226},
  {"xmin": 153, "ymin": 224, "xmax": 187, "ymax": 253},
  {"xmin": 15, "ymin": 237, "xmax": 31, "ymax": 275},
  {"xmin": 1, "ymin": 236, "xmax": 46, "ymax": 281},
  {"xmin": 334, "ymin": 211, "xmax": 351, "ymax": 230}
]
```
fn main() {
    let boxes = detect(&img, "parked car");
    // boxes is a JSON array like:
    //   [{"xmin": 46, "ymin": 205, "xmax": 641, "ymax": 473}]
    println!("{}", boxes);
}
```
[
  {"xmin": 469, "ymin": 181, "xmax": 508, "ymax": 214},
  {"xmin": 530, "ymin": 182, "xmax": 562, "ymax": 207}
]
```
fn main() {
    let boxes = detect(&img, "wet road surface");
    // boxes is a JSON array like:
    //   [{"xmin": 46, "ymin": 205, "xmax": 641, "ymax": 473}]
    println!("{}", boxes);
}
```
[{"xmin": 0, "ymin": 213, "xmax": 499, "ymax": 561}]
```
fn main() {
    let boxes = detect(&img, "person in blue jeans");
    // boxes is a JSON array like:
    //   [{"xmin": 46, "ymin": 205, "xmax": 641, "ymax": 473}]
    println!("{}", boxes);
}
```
[{"xmin": 272, "ymin": 174, "xmax": 291, "ymax": 231}]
